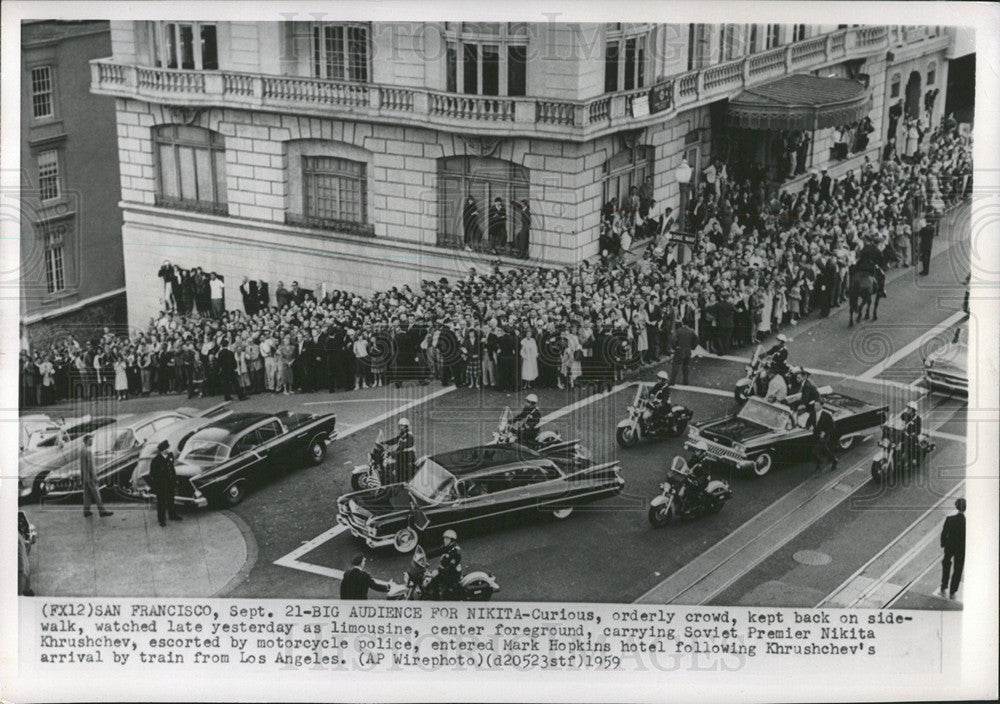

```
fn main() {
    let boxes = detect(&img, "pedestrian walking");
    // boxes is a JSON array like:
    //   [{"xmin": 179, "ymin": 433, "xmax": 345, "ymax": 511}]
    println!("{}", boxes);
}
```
[
  {"xmin": 939, "ymin": 498, "xmax": 966, "ymax": 600},
  {"xmin": 80, "ymin": 435, "xmax": 113, "ymax": 518},
  {"xmin": 918, "ymin": 218, "xmax": 936, "ymax": 275},
  {"xmin": 149, "ymin": 440, "xmax": 182, "ymax": 527},
  {"xmin": 668, "ymin": 322, "xmax": 699, "ymax": 386},
  {"xmin": 808, "ymin": 399, "xmax": 838, "ymax": 472},
  {"xmin": 340, "ymin": 554, "xmax": 391, "ymax": 600}
]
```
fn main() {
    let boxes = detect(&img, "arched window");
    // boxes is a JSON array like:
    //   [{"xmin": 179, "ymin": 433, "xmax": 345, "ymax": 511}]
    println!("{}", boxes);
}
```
[
  {"xmin": 153, "ymin": 125, "xmax": 227, "ymax": 214},
  {"xmin": 437, "ymin": 156, "xmax": 530, "ymax": 256},
  {"xmin": 602, "ymin": 145, "xmax": 654, "ymax": 217}
]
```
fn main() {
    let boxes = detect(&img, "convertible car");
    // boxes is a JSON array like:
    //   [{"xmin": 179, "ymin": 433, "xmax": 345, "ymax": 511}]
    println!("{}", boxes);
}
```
[
  {"xmin": 922, "ymin": 327, "xmax": 967, "ymax": 396},
  {"xmin": 170, "ymin": 410, "xmax": 337, "ymax": 508},
  {"xmin": 30, "ymin": 406, "xmax": 228, "ymax": 500},
  {"xmin": 337, "ymin": 443, "xmax": 624, "ymax": 553},
  {"xmin": 685, "ymin": 393, "xmax": 888, "ymax": 477}
]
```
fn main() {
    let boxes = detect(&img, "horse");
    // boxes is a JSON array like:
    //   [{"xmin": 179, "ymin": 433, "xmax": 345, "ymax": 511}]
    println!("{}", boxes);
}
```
[{"xmin": 848, "ymin": 269, "xmax": 880, "ymax": 326}]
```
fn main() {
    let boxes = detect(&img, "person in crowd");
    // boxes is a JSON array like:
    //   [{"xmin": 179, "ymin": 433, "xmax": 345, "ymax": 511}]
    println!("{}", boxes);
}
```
[
  {"xmin": 939, "ymin": 497, "xmax": 966, "ymax": 600},
  {"xmin": 488, "ymin": 197, "xmax": 507, "ymax": 253}
]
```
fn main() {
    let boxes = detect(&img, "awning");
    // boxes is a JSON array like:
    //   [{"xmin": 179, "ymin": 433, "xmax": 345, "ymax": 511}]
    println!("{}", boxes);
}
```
[{"xmin": 728, "ymin": 74, "xmax": 872, "ymax": 131}]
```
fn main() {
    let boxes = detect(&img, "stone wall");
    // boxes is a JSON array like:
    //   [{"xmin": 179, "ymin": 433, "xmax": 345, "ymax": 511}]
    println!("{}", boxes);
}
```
[{"xmin": 25, "ymin": 292, "xmax": 129, "ymax": 351}]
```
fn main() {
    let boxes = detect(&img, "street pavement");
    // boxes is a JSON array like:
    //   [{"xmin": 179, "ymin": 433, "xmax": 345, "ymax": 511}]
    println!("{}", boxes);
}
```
[{"xmin": 18, "ymin": 203, "xmax": 974, "ymax": 607}]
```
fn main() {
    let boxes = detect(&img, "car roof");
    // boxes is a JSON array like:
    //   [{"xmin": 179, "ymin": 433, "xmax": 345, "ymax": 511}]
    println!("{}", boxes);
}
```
[
  {"xmin": 430, "ymin": 445, "xmax": 544, "ymax": 476},
  {"xmin": 201, "ymin": 412, "xmax": 274, "ymax": 435}
]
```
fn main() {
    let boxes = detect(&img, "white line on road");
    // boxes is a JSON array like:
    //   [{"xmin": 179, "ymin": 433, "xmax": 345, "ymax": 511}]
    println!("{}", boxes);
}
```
[
  {"xmin": 539, "ymin": 383, "xmax": 634, "ymax": 425},
  {"xmin": 857, "ymin": 310, "xmax": 967, "ymax": 380},
  {"xmin": 302, "ymin": 397, "xmax": 421, "ymax": 405}
]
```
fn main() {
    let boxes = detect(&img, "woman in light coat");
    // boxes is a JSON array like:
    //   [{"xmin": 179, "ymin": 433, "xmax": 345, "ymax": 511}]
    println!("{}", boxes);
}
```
[{"xmin": 520, "ymin": 329, "xmax": 539, "ymax": 389}]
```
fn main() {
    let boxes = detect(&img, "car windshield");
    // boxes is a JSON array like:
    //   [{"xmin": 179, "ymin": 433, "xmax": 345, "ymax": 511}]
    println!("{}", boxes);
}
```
[
  {"xmin": 407, "ymin": 458, "xmax": 457, "ymax": 503},
  {"xmin": 737, "ymin": 398, "xmax": 792, "ymax": 430},
  {"xmin": 180, "ymin": 440, "xmax": 230, "ymax": 464},
  {"xmin": 90, "ymin": 426, "xmax": 123, "ymax": 453}
]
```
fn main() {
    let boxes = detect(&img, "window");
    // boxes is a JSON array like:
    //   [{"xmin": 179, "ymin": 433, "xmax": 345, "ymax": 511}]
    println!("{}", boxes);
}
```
[
  {"xmin": 31, "ymin": 66, "xmax": 54, "ymax": 119},
  {"xmin": 311, "ymin": 23, "xmax": 369, "ymax": 82},
  {"xmin": 255, "ymin": 420, "xmax": 283, "ymax": 444},
  {"xmin": 927, "ymin": 62, "xmax": 936, "ymax": 86},
  {"xmin": 154, "ymin": 125, "xmax": 227, "ymax": 214},
  {"xmin": 602, "ymin": 146, "xmax": 654, "ymax": 218},
  {"xmin": 43, "ymin": 224, "xmax": 66, "ymax": 294},
  {"xmin": 792, "ymin": 24, "xmax": 808, "ymax": 42},
  {"xmin": 766, "ymin": 24, "xmax": 781, "ymax": 49},
  {"xmin": 437, "ymin": 156, "xmax": 530, "ymax": 254},
  {"xmin": 748, "ymin": 24, "xmax": 759, "ymax": 53},
  {"xmin": 445, "ymin": 23, "xmax": 527, "ymax": 96},
  {"xmin": 133, "ymin": 424, "xmax": 156, "ymax": 444},
  {"xmin": 687, "ymin": 24, "xmax": 710, "ymax": 71},
  {"xmin": 37, "ymin": 150, "xmax": 60, "ymax": 202},
  {"xmin": 301, "ymin": 156, "xmax": 367, "ymax": 230},
  {"xmin": 890, "ymin": 73, "xmax": 901, "ymax": 98},
  {"xmin": 719, "ymin": 25, "xmax": 738, "ymax": 62},
  {"xmin": 151, "ymin": 22, "xmax": 218, "ymax": 70},
  {"xmin": 232, "ymin": 433, "xmax": 257, "ymax": 456},
  {"xmin": 605, "ymin": 24, "xmax": 649, "ymax": 92}
]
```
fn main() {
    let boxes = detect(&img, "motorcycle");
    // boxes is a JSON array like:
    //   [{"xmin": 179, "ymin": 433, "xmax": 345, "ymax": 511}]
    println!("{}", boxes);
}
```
[
  {"xmin": 386, "ymin": 547, "xmax": 499, "ymax": 601},
  {"xmin": 350, "ymin": 430, "xmax": 413, "ymax": 491},
  {"xmin": 648, "ymin": 454, "xmax": 732, "ymax": 527},
  {"xmin": 870, "ymin": 417, "xmax": 936, "ymax": 483},
  {"xmin": 492, "ymin": 407, "xmax": 563, "ymax": 449},
  {"xmin": 616, "ymin": 384, "xmax": 694, "ymax": 448},
  {"xmin": 734, "ymin": 345, "xmax": 768, "ymax": 402}
]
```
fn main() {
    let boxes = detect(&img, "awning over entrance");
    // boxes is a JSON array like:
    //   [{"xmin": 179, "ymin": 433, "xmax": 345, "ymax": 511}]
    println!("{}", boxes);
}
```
[{"xmin": 728, "ymin": 74, "xmax": 872, "ymax": 131}]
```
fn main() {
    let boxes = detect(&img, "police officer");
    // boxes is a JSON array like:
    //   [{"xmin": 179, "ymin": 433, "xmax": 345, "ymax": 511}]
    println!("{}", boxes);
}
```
[
  {"xmin": 387, "ymin": 418, "xmax": 416, "ymax": 482},
  {"xmin": 648, "ymin": 371, "xmax": 672, "ymax": 428},
  {"xmin": 149, "ymin": 439, "xmax": 182, "ymax": 527},
  {"xmin": 435, "ymin": 529, "xmax": 462, "ymax": 600},
  {"xmin": 512, "ymin": 394, "xmax": 542, "ymax": 446},
  {"xmin": 900, "ymin": 400, "xmax": 923, "ymax": 465},
  {"xmin": 856, "ymin": 232, "xmax": 887, "ymax": 298}
]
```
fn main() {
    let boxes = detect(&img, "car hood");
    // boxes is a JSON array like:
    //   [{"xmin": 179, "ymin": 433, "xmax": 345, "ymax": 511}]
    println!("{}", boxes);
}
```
[
  {"xmin": 340, "ymin": 484, "xmax": 416, "ymax": 519},
  {"xmin": 700, "ymin": 417, "xmax": 772, "ymax": 444},
  {"xmin": 19, "ymin": 443, "xmax": 78, "ymax": 476}
]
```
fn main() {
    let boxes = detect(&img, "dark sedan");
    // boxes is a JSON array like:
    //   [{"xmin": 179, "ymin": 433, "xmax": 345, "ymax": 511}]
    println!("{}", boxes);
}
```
[
  {"xmin": 685, "ymin": 394, "xmax": 888, "ymax": 477},
  {"xmin": 337, "ymin": 443, "xmax": 624, "ymax": 553},
  {"xmin": 174, "ymin": 411, "xmax": 337, "ymax": 507}
]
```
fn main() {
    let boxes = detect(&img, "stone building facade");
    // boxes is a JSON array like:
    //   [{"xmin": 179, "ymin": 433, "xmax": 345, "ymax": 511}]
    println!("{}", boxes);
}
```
[{"xmin": 90, "ymin": 22, "xmax": 955, "ymax": 326}]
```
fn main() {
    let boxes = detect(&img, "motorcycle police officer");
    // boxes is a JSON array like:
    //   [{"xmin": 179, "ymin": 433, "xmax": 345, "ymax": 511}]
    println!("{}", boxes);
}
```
[
  {"xmin": 765, "ymin": 334, "xmax": 790, "ymax": 377},
  {"xmin": 900, "ymin": 400, "xmax": 923, "ymax": 465},
  {"xmin": 386, "ymin": 418, "xmax": 416, "ymax": 482},
  {"xmin": 512, "ymin": 394, "xmax": 542, "ymax": 446},
  {"xmin": 648, "ymin": 371, "xmax": 672, "ymax": 429},
  {"xmin": 433, "ymin": 529, "xmax": 462, "ymax": 600}
]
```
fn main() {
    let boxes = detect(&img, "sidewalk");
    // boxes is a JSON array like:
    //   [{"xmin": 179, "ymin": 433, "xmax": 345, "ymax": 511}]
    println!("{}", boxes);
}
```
[{"xmin": 22, "ymin": 501, "xmax": 255, "ymax": 597}]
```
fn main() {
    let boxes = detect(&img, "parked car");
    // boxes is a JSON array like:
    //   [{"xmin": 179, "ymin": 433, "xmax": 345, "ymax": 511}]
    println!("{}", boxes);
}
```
[
  {"xmin": 19, "ymin": 415, "xmax": 127, "ymax": 500},
  {"xmin": 685, "ymin": 393, "xmax": 888, "ymax": 477},
  {"xmin": 19, "ymin": 414, "xmax": 116, "ymax": 453},
  {"xmin": 170, "ymin": 411, "xmax": 337, "ymax": 508},
  {"xmin": 127, "ymin": 413, "xmax": 234, "ymax": 497},
  {"xmin": 28, "ymin": 406, "xmax": 228, "ymax": 500},
  {"xmin": 922, "ymin": 327, "xmax": 967, "ymax": 396},
  {"xmin": 338, "ymin": 443, "xmax": 624, "ymax": 553}
]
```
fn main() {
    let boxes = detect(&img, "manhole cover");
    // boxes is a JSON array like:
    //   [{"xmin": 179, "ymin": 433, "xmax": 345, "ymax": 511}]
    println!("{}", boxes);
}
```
[{"xmin": 793, "ymin": 550, "xmax": 831, "ymax": 566}]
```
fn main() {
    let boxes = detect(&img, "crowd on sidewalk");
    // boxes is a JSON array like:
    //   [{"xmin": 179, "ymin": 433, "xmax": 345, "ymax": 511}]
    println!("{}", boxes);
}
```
[{"xmin": 19, "ymin": 122, "xmax": 971, "ymax": 408}]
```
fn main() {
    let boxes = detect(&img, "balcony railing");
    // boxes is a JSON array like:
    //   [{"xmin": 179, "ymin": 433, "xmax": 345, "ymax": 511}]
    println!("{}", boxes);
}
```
[{"xmin": 93, "ymin": 25, "xmax": 893, "ymax": 142}]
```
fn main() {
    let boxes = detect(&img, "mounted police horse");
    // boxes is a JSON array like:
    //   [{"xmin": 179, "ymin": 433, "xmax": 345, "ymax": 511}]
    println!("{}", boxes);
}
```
[{"xmin": 848, "ymin": 268, "xmax": 880, "ymax": 327}]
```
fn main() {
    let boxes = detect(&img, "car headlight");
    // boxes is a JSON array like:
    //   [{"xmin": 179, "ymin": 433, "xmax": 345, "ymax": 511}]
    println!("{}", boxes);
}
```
[
  {"xmin": 688, "ymin": 426, "xmax": 701, "ymax": 438},
  {"xmin": 733, "ymin": 443, "xmax": 746, "ymax": 454},
  {"xmin": 923, "ymin": 358, "xmax": 933, "ymax": 368}
]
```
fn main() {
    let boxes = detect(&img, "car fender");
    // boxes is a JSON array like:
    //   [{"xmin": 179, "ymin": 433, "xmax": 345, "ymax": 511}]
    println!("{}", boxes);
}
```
[
  {"xmin": 872, "ymin": 449, "xmax": 887, "ymax": 462},
  {"xmin": 705, "ymin": 479, "xmax": 730, "ymax": 494},
  {"xmin": 616, "ymin": 418, "xmax": 637, "ymax": 430},
  {"xmin": 462, "ymin": 571, "xmax": 499, "ymax": 590},
  {"xmin": 649, "ymin": 491, "xmax": 672, "ymax": 507}
]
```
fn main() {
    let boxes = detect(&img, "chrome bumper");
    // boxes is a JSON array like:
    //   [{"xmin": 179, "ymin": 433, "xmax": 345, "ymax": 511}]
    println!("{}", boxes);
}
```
[{"xmin": 337, "ymin": 512, "xmax": 395, "ymax": 548}]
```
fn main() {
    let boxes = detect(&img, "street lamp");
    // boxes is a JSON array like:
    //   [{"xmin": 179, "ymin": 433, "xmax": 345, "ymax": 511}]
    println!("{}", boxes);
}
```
[{"xmin": 675, "ymin": 157, "xmax": 693, "ymax": 229}]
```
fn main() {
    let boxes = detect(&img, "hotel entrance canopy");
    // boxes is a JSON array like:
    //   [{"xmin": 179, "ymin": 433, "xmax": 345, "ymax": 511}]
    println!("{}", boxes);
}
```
[{"xmin": 727, "ymin": 74, "xmax": 872, "ymax": 131}]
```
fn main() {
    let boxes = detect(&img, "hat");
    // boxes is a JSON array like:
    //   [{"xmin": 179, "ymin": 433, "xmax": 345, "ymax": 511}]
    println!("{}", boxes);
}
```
[
  {"xmin": 526, "ymin": 394, "xmax": 538, "ymax": 404},
  {"xmin": 657, "ymin": 370, "xmax": 669, "ymax": 381},
  {"xmin": 906, "ymin": 400, "xmax": 919, "ymax": 411},
  {"xmin": 776, "ymin": 334, "xmax": 788, "ymax": 343}
]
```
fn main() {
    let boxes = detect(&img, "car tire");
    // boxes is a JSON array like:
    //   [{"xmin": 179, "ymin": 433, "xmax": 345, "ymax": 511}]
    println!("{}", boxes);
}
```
[
  {"xmin": 751, "ymin": 451, "xmax": 774, "ymax": 477},
  {"xmin": 551, "ymin": 506, "xmax": 573, "ymax": 520},
  {"xmin": 31, "ymin": 473, "xmax": 48, "ymax": 502},
  {"xmin": 462, "ymin": 577, "xmax": 495, "ymax": 601},
  {"xmin": 222, "ymin": 480, "xmax": 245, "ymax": 508},
  {"xmin": 393, "ymin": 527, "xmax": 418, "ymax": 554},
  {"xmin": 706, "ymin": 487, "xmax": 728, "ymax": 513},
  {"xmin": 838, "ymin": 435, "xmax": 856, "ymax": 451},
  {"xmin": 306, "ymin": 438, "xmax": 326, "ymax": 466},
  {"xmin": 616, "ymin": 425, "xmax": 639, "ymax": 448},
  {"xmin": 870, "ymin": 460, "xmax": 888, "ymax": 483}
]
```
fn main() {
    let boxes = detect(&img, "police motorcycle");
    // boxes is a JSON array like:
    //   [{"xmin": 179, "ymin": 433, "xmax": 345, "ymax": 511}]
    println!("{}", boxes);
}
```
[
  {"xmin": 870, "ymin": 413, "xmax": 936, "ymax": 484},
  {"xmin": 734, "ymin": 344, "xmax": 801, "ymax": 403},
  {"xmin": 648, "ymin": 447, "xmax": 732, "ymax": 527},
  {"xmin": 616, "ymin": 381, "xmax": 694, "ymax": 448},
  {"xmin": 350, "ymin": 429, "xmax": 414, "ymax": 491},
  {"xmin": 492, "ymin": 407, "xmax": 593, "ymax": 463},
  {"xmin": 386, "ymin": 546, "xmax": 499, "ymax": 601}
]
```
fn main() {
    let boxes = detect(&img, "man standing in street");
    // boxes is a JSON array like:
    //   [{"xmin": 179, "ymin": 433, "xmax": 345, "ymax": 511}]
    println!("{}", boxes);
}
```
[
  {"xmin": 80, "ymin": 434, "xmax": 112, "ymax": 518},
  {"xmin": 919, "ymin": 215, "xmax": 936, "ymax": 275},
  {"xmin": 939, "ymin": 498, "xmax": 966, "ymax": 600},
  {"xmin": 809, "ymin": 399, "xmax": 838, "ymax": 472},
  {"xmin": 669, "ymin": 322, "xmax": 699, "ymax": 386},
  {"xmin": 340, "ymin": 554, "xmax": 391, "ymax": 600},
  {"xmin": 217, "ymin": 340, "xmax": 246, "ymax": 401},
  {"xmin": 149, "ymin": 440, "xmax": 182, "ymax": 527}
]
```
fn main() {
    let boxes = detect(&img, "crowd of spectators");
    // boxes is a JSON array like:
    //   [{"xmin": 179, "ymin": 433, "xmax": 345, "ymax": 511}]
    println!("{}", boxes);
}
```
[{"xmin": 19, "ymin": 122, "xmax": 971, "ymax": 409}]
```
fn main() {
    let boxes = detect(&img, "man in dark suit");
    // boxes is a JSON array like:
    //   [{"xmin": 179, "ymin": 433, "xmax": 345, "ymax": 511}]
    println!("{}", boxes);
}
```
[
  {"xmin": 669, "ymin": 323, "xmax": 699, "ymax": 386},
  {"xmin": 918, "ymin": 218, "xmax": 936, "ymax": 275},
  {"xmin": 216, "ymin": 340, "xmax": 246, "ymax": 401},
  {"xmin": 808, "ymin": 399, "xmax": 838, "ymax": 472},
  {"xmin": 340, "ymin": 554, "xmax": 391, "ymax": 600},
  {"xmin": 939, "ymin": 498, "xmax": 966, "ymax": 600},
  {"xmin": 818, "ymin": 254, "xmax": 839, "ymax": 317},
  {"xmin": 709, "ymin": 295, "xmax": 736, "ymax": 356},
  {"xmin": 302, "ymin": 329, "xmax": 325, "ymax": 393},
  {"xmin": 149, "ymin": 440, "xmax": 182, "ymax": 527},
  {"xmin": 819, "ymin": 169, "xmax": 832, "ymax": 203},
  {"xmin": 239, "ymin": 278, "xmax": 257, "ymax": 316},
  {"xmin": 437, "ymin": 323, "xmax": 461, "ymax": 386}
]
